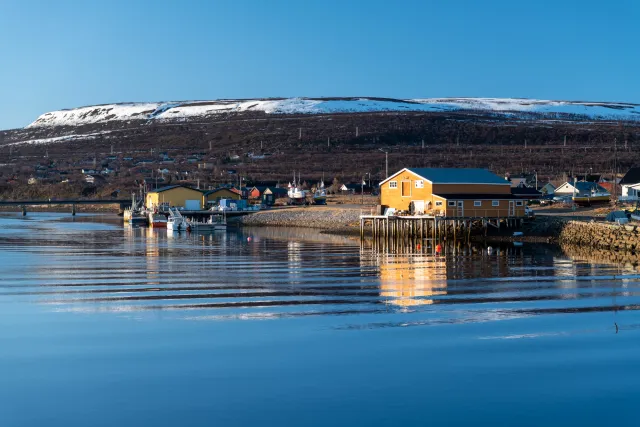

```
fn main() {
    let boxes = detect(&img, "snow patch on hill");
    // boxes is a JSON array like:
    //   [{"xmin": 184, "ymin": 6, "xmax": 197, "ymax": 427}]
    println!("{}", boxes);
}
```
[{"xmin": 25, "ymin": 97, "xmax": 640, "ymax": 128}]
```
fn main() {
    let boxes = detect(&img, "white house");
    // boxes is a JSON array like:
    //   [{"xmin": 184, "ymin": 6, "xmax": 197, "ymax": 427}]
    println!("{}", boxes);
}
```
[
  {"xmin": 619, "ymin": 167, "xmax": 640, "ymax": 200},
  {"xmin": 540, "ymin": 183, "xmax": 556, "ymax": 196},
  {"xmin": 555, "ymin": 181, "xmax": 609, "ymax": 197}
]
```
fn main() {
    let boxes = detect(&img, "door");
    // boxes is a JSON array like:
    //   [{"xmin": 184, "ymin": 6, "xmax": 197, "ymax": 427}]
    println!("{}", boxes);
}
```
[
  {"xmin": 457, "ymin": 201, "xmax": 464, "ymax": 217},
  {"xmin": 508, "ymin": 201, "xmax": 515, "ymax": 217},
  {"xmin": 401, "ymin": 181, "xmax": 411, "ymax": 197}
]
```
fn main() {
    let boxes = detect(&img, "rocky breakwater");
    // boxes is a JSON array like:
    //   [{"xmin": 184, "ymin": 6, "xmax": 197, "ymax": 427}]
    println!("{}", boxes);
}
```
[
  {"xmin": 559, "ymin": 220, "xmax": 640, "ymax": 252},
  {"xmin": 235, "ymin": 207, "xmax": 363, "ymax": 234}
]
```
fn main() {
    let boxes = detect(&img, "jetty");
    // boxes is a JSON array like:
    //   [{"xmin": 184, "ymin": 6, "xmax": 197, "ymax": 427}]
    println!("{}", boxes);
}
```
[
  {"xmin": 0, "ymin": 199, "xmax": 132, "ymax": 216},
  {"xmin": 360, "ymin": 214, "xmax": 524, "ymax": 253}
]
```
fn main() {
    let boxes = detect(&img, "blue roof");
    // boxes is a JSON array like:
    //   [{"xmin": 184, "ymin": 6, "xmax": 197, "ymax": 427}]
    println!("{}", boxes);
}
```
[
  {"xmin": 573, "ymin": 181, "xmax": 607, "ymax": 193},
  {"xmin": 405, "ymin": 168, "xmax": 509, "ymax": 185}
]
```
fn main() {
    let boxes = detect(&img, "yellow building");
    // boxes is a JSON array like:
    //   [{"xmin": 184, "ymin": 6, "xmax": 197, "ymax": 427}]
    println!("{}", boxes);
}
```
[
  {"xmin": 380, "ymin": 167, "xmax": 524, "ymax": 217},
  {"xmin": 146, "ymin": 185, "xmax": 204, "ymax": 210},
  {"xmin": 202, "ymin": 187, "xmax": 242, "ymax": 206}
]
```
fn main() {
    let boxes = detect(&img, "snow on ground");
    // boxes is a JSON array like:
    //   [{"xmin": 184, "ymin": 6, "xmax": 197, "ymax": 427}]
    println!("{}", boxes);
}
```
[
  {"xmin": 25, "ymin": 97, "xmax": 640, "ymax": 128},
  {"xmin": 7, "ymin": 131, "xmax": 111, "ymax": 146}
]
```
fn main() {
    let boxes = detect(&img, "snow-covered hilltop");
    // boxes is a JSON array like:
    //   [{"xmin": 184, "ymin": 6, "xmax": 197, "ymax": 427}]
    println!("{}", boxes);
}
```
[{"xmin": 26, "ymin": 97, "xmax": 640, "ymax": 128}]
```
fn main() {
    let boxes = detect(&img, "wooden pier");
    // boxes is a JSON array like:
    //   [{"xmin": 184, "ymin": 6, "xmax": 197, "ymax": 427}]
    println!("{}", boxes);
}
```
[{"xmin": 360, "ymin": 215, "xmax": 523, "ymax": 253}]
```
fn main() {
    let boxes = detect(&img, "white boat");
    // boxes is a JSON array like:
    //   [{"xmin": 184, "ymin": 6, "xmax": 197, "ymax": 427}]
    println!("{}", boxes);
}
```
[
  {"xmin": 167, "ymin": 208, "xmax": 190, "ymax": 231},
  {"xmin": 189, "ymin": 213, "xmax": 227, "ymax": 231},
  {"xmin": 313, "ymin": 181, "xmax": 327, "ymax": 205},
  {"xmin": 287, "ymin": 172, "xmax": 308, "ymax": 205},
  {"xmin": 124, "ymin": 194, "xmax": 147, "ymax": 225}
]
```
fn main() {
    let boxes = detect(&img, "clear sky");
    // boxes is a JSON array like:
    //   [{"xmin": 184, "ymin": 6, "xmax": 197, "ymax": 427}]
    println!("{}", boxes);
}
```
[{"xmin": 0, "ymin": 0, "xmax": 638, "ymax": 130}]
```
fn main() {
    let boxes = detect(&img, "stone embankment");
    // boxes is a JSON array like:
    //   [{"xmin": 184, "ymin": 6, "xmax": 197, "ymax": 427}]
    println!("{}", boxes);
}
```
[
  {"xmin": 235, "ymin": 207, "xmax": 363, "ymax": 234},
  {"xmin": 559, "ymin": 220, "xmax": 640, "ymax": 252}
]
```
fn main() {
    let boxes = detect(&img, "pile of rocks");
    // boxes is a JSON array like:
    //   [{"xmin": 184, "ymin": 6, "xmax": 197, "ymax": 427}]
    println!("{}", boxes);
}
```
[
  {"xmin": 236, "ymin": 208, "xmax": 362, "ymax": 232},
  {"xmin": 559, "ymin": 220, "xmax": 640, "ymax": 252}
]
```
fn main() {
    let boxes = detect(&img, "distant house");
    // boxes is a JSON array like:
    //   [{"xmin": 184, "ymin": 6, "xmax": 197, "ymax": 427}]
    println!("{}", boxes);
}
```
[
  {"xmin": 620, "ymin": 167, "xmax": 640, "ymax": 200},
  {"xmin": 85, "ymin": 175, "xmax": 95, "ymax": 184},
  {"xmin": 226, "ymin": 169, "xmax": 237, "ymax": 175},
  {"xmin": 555, "ymin": 181, "xmax": 609, "ymax": 197},
  {"xmin": 27, "ymin": 177, "xmax": 38, "ymax": 185},
  {"xmin": 342, "ymin": 183, "xmax": 372, "ymax": 194},
  {"xmin": 599, "ymin": 181, "xmax": 621, "ymax": 197},
  {"xmin": 203, "ymin": 187, "xmax": 242, "ymax": 206},
  {"xmin": 82, "ymin": 168, "xmax": 96, "ymax": 174},
  {"xmin": 506, "ymin": 173, "xmax": 536, "ymax": 188},
  {"xmin": 101, "ymin": 167, "xmax": 114, "ymax": 175},
  {"xmin": 540, "ymin": 183, "xmax": 556, "ymax": 196}
]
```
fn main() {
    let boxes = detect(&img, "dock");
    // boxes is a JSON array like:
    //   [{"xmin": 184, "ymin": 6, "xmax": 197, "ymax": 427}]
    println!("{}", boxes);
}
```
[{"xmin": 360, "ymin": 214, "xmax": 523, "ymax": 253}]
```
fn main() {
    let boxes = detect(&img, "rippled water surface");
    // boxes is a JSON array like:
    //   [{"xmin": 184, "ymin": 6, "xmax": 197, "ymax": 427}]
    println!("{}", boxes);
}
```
[{"xmin": 2, "ymin": 213, "xmax": 640, "ymax": 426}]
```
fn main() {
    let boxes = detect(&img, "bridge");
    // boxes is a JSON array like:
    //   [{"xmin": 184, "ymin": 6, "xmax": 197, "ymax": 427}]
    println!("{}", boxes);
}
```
[{"xmin": 0, "ymin": 199, "xmax": 132, "ymax": 216}]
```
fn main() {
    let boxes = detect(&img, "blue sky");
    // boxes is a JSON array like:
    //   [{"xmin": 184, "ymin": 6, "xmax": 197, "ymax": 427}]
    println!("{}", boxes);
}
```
[{"xmin": 0, "ymin": 0, "xmax": 638, "ymax": 130}]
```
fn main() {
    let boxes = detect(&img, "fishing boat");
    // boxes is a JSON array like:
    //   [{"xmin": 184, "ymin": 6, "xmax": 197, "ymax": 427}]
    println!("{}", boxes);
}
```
[
  {"xmin": 313, "ymin": 181, "xmax": 327, "ymax": 205},
  {"xmin": 148, "ymin": 212, "xmax": 168, "ymax": 228},
  {"xmin": 572, "ymin": 192, "xmax": 611, "ymax": 206},
  {"xmin": 123, "ymin": 195, "xmax": 148, "ymax": 225},
  {"xmin": 287, "ymin": 172, "xmax": 308, "ymax": 205},
  {"xmin": 167, "ymin": 208, "xmax": 190, "ymax": 232},
  {"xmin": 189, "ymin": 213, "xmax": 227, "ymax": 231}
]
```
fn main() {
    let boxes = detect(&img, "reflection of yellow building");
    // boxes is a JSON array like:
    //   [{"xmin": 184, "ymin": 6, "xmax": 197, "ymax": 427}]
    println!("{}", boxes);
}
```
[{"xmin": 378, "ymin": 256, "xmax": 448, "ymax": 307}]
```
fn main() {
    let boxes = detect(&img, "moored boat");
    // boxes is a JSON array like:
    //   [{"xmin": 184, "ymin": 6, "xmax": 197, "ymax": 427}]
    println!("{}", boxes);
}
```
[
  {"xmin": 167, "ymin": 208, "xmax": 190, "ymax": 232},
  {"xmin": 572, "ymin": 192, "xmax": 610, "ymax": 206},
  {"xmin": 313, "ymin": 181, "xmax": 327, "ymax": 205},
  {"xmin": 189, "ymin": 213, "xmax": 227, "ymax": 231},
  {"xmin": 148, "ymin": 212, "xmax": 168, "ymax": 228},
  {"xmin": 287, "ymin": 172, "xmax": 308, "ymax": 205}
]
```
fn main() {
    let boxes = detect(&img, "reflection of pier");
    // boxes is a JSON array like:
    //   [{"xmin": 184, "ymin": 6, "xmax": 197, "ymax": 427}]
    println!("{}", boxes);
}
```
[{"xmin": 378, "ymin": 255, "xmax": 448, "ymax": 307}]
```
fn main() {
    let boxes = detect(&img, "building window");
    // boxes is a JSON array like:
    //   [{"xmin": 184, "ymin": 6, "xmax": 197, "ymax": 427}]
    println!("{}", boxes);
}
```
[
  {"xmin": 415, "ymin": 180, "xmax": 424, "ymax": 188},
  {"xmin": 474, "ymin": 201, "xmax": 482, "ymax": 207},
  {"xmin": 516, "ymin": 201, "xmax": 523, "ymax": 206},
  {"xmin": 492, "ymin": 201, "xmax": 499, "ymax": 207},
  {"xmin": 435, "ymin": 201, "xmax": 443, "ymax": 207},
  {"xmin": 389, "ymin": 181, "xmax": 397, "ymax": 189},
  {"xmin": 448, "ymin": 201, "xmax": 456, "ymax": 207}
]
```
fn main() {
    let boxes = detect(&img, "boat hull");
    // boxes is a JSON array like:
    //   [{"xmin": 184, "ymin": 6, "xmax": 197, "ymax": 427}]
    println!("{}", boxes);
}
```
[
  {"xmin": 313, "ymin": 197, "xmax": 327, "ymax": 205},
  {"xmin": 572, "ymin": 195, "xmax": 610, "ymax": 206}
]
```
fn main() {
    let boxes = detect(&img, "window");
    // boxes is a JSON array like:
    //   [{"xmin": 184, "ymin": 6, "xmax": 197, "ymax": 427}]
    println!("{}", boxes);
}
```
[
  {"xmin": 415, "ymin": 180, "xmax": 424, "ymax": 188},
  {"xmin": 448, "ymin": 201, "xmax": 456, "ymax": 207},
  {"xmin": 474, "ymin": 201, "xmax": 482, "ymax": 207},
  {"xmin": 435, "ymin": 201, "xmax": 443, "ymax": 207},
  {"xmin": 389, "ymin": 181, "xmax": 397, "ymax": 189},
  {"xmin": 492, "ymin": 201, "xmax": 499, "ymax": 207},
  {"xmin": 516, "ymin": 201, "xmax": 523, "ymax": 206}
]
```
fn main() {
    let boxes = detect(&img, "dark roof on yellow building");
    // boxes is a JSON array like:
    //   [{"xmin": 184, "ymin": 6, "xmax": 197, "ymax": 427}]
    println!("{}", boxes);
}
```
[{"xmin": 150, "ymin": 185, "xmax": 202, "ymax": 194}]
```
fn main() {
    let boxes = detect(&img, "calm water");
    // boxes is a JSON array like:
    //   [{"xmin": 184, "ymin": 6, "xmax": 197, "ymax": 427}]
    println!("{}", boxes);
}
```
[{"xmin": 1, "ymin": 213, "xmax": 640, "ymax": 426}]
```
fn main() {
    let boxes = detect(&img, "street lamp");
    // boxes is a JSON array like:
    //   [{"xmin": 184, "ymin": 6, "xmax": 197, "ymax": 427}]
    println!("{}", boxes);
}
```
[{"xmin": 378, "ymin": 149, "xmax": 388, "ymax": 178}]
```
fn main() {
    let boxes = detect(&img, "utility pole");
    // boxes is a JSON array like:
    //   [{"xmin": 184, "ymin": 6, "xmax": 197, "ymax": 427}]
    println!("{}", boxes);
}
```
[
  {"xmin": 564, "ymin": 135, "xmax": 567, "ymax": 147},
  {"xmin": 422, "ymin": 139, "xmax": 424, "ymax": 149},
  {"xmin": 379, "ymin": 149, "xmax": 388, "ymax": 178},
  {"xmin": 209, "ymin": 141, "xmax": 212, "ymax": 151},
  {"xmin": 327, "ymin": 137, "xmax": 330, "ymax": 147},
  {"xmin": 356, "ymin": 127, "xmax": 359, "ymax": 137},
  {"xmin": 110, "ymin": 144, "xmax": 114, "ymax": 155},
  {"xmin": 299, "ymin": 128, "xmax": 302, "ymax": 140}
]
